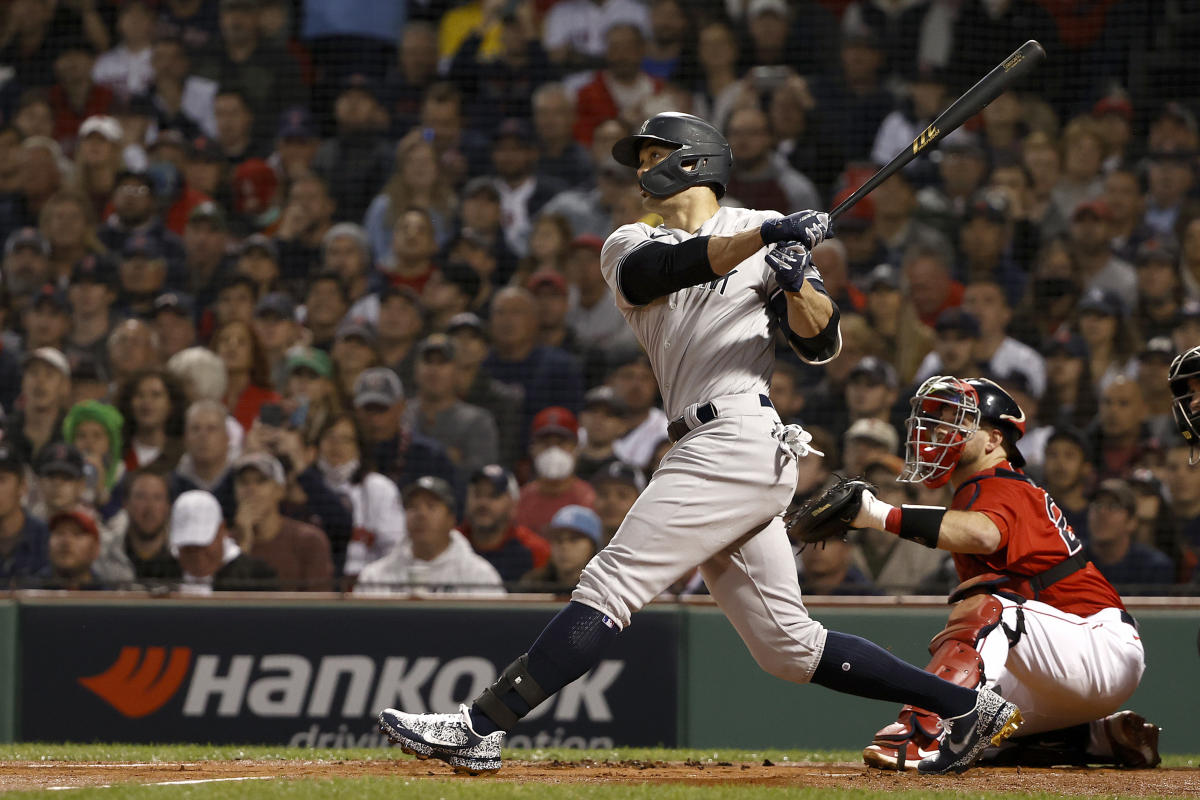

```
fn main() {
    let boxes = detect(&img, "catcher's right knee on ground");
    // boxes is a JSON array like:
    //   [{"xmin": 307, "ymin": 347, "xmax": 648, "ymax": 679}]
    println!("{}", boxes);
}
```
[{"xmin": 863, "ymin": 593, "xmax": 1005, "ymax": 770}]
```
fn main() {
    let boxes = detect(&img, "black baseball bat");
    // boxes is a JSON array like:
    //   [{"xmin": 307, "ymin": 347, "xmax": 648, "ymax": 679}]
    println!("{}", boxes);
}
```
[{"xmin": 830, "ymin": 39, "xmax": 1046, "ymax": 221}]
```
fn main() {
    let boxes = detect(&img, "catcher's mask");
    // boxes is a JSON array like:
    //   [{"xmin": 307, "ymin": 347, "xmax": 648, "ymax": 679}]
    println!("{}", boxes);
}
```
[
  {"xmin": 900, "ymin": 376, "xmax": 981, "ymax": 488},
  {"xmin": 1169, "ymin": 345, "xmax": 1200, "ymax": 464},
  {"xmin": 611, "ymin": 112, "xmax": 732, "ymax": 199}
]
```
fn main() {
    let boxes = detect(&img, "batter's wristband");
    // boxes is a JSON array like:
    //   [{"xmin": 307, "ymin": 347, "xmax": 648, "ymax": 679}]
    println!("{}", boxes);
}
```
[{"xmin": 889, "ymin": 505, "xmax": 945, "ymax": 549}]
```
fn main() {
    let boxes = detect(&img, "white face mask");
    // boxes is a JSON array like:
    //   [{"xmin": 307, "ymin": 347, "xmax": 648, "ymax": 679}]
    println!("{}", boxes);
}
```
[
  {"xmin": 534, "ymin": 447, "xmax": 576, "ymax": 481},
  {"xmin": 319, "ymin": 458, "xmax": 359, "ymax": 488}
]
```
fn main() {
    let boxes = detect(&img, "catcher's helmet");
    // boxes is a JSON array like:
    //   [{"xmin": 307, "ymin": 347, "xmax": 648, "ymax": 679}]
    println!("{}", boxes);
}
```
[
  {"xmin": 1168, "ymin": 345, "xmax": 1200, "ymax": 462},
  {"xmin": 612, "ymin": 112, "xmax": 732, "ymax": 199},
  {"xmin": 900, "ymin": 376, "xmax": 1026, "ymax": 488}
]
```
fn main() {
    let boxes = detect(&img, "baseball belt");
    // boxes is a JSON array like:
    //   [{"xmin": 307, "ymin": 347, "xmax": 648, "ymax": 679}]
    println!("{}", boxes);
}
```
[{"xmin": 667, "ymin": 394, "xmax": 773, "ymax": 443}]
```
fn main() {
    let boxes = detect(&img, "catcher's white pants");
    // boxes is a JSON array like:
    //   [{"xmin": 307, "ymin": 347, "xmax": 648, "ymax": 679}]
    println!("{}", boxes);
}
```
[
  {"xmin": 978, "ymin": 598, "xmax": 1145, "ymax": 734},
  {"xmin": 572, "ymin": 397, "xmax": 829, "ymax": 683}
]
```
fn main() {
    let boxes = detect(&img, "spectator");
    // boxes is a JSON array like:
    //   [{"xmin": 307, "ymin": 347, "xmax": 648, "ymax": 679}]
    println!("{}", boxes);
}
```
[
  {"xmin": 848, "ymin": 459, "xmax": 945, "ymax": 595},
  {"xmin": 575, "ymin": 386, "xmax": 630, "ymax": 478},
  {"xmin": 353, "ymin": 367, "xmax": 459, "ymax": 496},
  {"xmin": 166, "ymin": 347, "xmax": 229, "ymax": 412},
  {"xmin": 320, "ymin": 224, "xmax": 375, "ymax": 312},
  {"xmin": 171, "ymin": 399, "xmax": 236, "ymax": 518},
  {"xmin": 73, "ymin": 116, "xmax": 125, "ymax": 220},
  {"xmin": 957, "ymin": 192, "xmax": 1026, "ymax": 305},
  {"xmin": 92, "ymin": 1, "xmax": 156, "ymax": 97},
  {"xmin": 1088, "ymin": 376, "xmax": 1154, "ymax": 482},
  {"xmin": 115, "ymin": 234, "xmax": 170, "ymax": 318},
  {"xmin": 229, "ymin": 158, "xmax": 280, "ymax": 237},
  {"xmin": 68, "ymin": 355, "xmax": 110, "ymax": 407},
  {"xmin": 3, "ymin": 228, "xmax": 52, "ymax": 316},
  {"xmin": 515, "ymin": 406, "xmax": 596, "ymax": 536},
  {"xmin": 231, "ymin": 451, "xmax": 333, "ymax": 591},
  {"xmin": 23, "ymin": 285, "xmax": 71, "ymax": 353},
  {"xmin": 518, "ymin": 504, "xmax": 602, "ymax": 593},
  {"xmin": 252, "ymin": 293, "xmax": 299, "ymax": 389},
  {"xmin": 959, "ymin": 280, "xmax": 1046, "ymax": 399},
  {"xmin": 64, "ymin": 255, "xmax": 117, "ymax": 368},
  {"xmin": 29, "ymin": 441, "xmax": 89, "ymax": 523},
  {"xmin": 106, "ymin": 319, "xmax": 162, "ymax": 389},
  {"xmin": 422, "ymin": 262, "xmax": 481, "ymax": 334},
  {"xmin": 690, "ymin": 18, "xmax": 741, "ymax": 135},
  {"xmin": 239, "ymin": 236, "xmax": 283, "ymax": 299},
  {"xmin": 415, "ymin": 82, "xmax": 491, "ymax": 186},
  {"xmin": 1040, "ymin": 426, "xmax": 1093, "ymax": 541},
  {"xmin": 1085, "ymin": 478, "xmax": 1175, "ymax": 595},
  {"xmin": 462, "ymin": 464, "xmax": 550, "ymax": 585},
  {"xmin": 454, "ymin": 176, "xmax": 518, "ymax": 283},
  {"xmin": 355, "ymin": 475, "xmax": 504, "ymax": 595},
  {"xmin": 1103, "ymin": 166, "xmax": 1151, "ymax": 265},
  {"xmin": 1049, "ymin": 117, "xmax": 1107, "ymax": 224},
  {"xmin": 302, "ymin": 271, "xmax": 350, "ymax": 352},
  {"xmin": 313, "ymin": 74, "xmax": 392, "ymax": 223},
  {"xmin": 312, "ymin": 412, "xmax": 405, "ymax": 581},
  {"xmin": 526, "ymin": 271, "xmax": 575, "ymax": 353},
  {"xmin": 210, "ymin": 320, "xmax": 282, "ymax": 432},
  {"xmin": 1069, "ymin": 199, "xmax": 1137, "ymax": 301},
  {"xmin": 447, "ymin": 1, "xmax": 550, "ymax": 128},
  {"xmin": 769, "ymin": 362, "xmax": 806, "ymax": 426},
  {"xmin": 1135, "ymin": 240, "xmax": 1184, "ymax": 340},
  {"xmin": 799, "ymin": 537, "xmax": 880, "ymax": 596},
  {"xmin": 485, "ymin": 118, "xmax": 569, "ymax": 259},
  {"xmin": 148, "ymin": 36, "xmax": 218, "ymax": 139},
  {"xmin": 212, "ymin": 87, "xmax": 263, "ymax": 165},
  {"xmin": 4, "ymin": 137, "xmax": 68, "ymax": 234},
  {"xmin": 1076, "ymin": 287, "xmax": 1138, "ymax": 392},
  {"xmin": 845, "ymin": 356, "xmax": 899, "ymax": 430},
  {"xmin": 36, "ymin": 509, "xmax": 106, "ymax": 590},
  {"xmin": 572, "ymin": 24, "xmax": 664, "ymax": 146},
  {"xmin": 1039, "ymin": 332, "xmax": 1098, "ymax": 432},
  {"xmin": 331, "ymin": 319, "xmax": 380, "ymax": 401},
  {"xmin": 213, "ymin": 271, "xmax": 259, "ymax": 328},
  {"xmin": 197, "ymin": 0, "xmax": 307, "ymax": 146},
  {"xmin": 832, "ymin": 189, "xmax": 885, "ymax": 276},
  {"xmin": 275, "ymin": 174, "xmax": 336, "ymax": 279},
  {"xmin": 590, "ymin": 460, "xmax": 645, "ymax": 546},
  {"xmin": 1164, "ymin": 441, "xmax": 1200, "ymax": 580},
  {"xmin": 484, "ymin": 287, "xmax": 585, "ymax": 445},
  {"xmin": 515, "ymin": 213, "xmax": 573, "ymax": 288},
  {"xmin": 841, "ymin": 418, "xmax": 899, "ymax": 477},
  {"xmin": 280, "ymin": 347, "xmax": 340, "ymax": 440},
  {"xmin": 384, "ymin": 208, "xmax": 441, "ymax": 293},
  {"xmin": 48, "ymin": 37, "xmax": 114, "ymax": 146},
  {"xmin": 95, "ymin": 469, "xmax": 180, "ymax": 586},
  {"xmin": 4, "ymin": 348, "xmax": 71, "ymax": 464},
  {"xmin": 152, "ymin": 291, "xmax": 199, "ymax": 359},
  {"xmin": 372, "ymin": 286, "xmax": 424, "ymax": 389},
  {"xmin": 98, "ymin": 170, "xmax": 186, "ymax": 272},
  {"xmin": 169, "ymin": 489, "xmax": 277, "ymax": 593},
  {"xmin": 63, "ymin": 400, "xmax": 124, "ymax": 515},
  {"xmin": 1137, "ymin": 337, "xmax": 1180, "ymax": 444},
  {"xmin": 446, "ymin": 313, "xmax": 523, "ymax": 470},
  {"xmin": 1143, "ymin": 149, "xmax": 1195, "ymax": 240},
  {"xmin": 532, "ymin": 83, "xmax": 592, "ymax": 189},
  {"xmin": 541, "ymin": 0, "xmax": 650, "ymax": 71},
  {"xmin": 871, "ymin": 65, "xmax": 950, "ymax": 178},
  {"xmin": 565, "ymin": 234, "xmax": 640, "ymax": 377},
  {"xmin": 860, "ymin": 262, "xmax": 932, "ymax": 385},
  {"xmin": 270, "ymin": 106, "xmax": 320, "ymax": 183},
  {"xmin": 365, "ymin": 132, "xmax": 456, "ymax": 266},
  {"xmin": 115, "ymin": 368, "xmax": 186, "ymax": 473},
  {"xmin": 724, "ymin": 105, "xmax": 820, "ymax": 214},
  {"xmin": 608, "ymin": 351, "xmax": 667, "ymax": 472},
  {"xmin": 812, "ymin": 25, "xmax": 892, "ymax": 163},
  {"xmin": 181, "ymin": 202, "xmax": 231, "ymax": 312},
  {"xmin": 1180, "ymin": 217, "xmax": 1200, "ymax": 299},
  {"xmin": 0, "ymin": 443, "xmax": 47, "ymax": 585},
  {"xmin": 404, "ymin": 334, "xmax": 499, "ymax": 481},
  {"xmin": 900, "ymin": 237, "xmax": 963, "ymax": 327},
  {"xmin": 382, "ymin": 21, "xmax": 438, "ymax": 135}
]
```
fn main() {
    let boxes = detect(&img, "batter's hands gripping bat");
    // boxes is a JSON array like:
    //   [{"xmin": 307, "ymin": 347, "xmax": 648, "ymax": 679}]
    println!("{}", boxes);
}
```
[{"xmin": 830, "ymin": 39, "xmax": 1046, "ymax": 222}]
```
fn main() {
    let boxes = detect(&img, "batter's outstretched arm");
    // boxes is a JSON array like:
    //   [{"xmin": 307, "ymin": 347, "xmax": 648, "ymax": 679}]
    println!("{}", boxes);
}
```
[{"xmin": 618, "ymin": 230, "xmax": 766, "ymax": 305}]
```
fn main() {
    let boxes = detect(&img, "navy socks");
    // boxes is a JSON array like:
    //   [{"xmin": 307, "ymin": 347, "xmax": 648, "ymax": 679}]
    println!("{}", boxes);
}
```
[
  {"xmin": 471, "ymin": 601, "xmax": 618, "ymax": 734},
  {"xmin": 811, "ymin": 631, "xmax": 977, "ymax": 719}
]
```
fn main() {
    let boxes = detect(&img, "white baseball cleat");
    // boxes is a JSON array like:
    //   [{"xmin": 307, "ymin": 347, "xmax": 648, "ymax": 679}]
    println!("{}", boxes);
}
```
[
  {"xmin": 378, "ymin": 704, "xmax": 504, "ymax": 775},
  {"xmin": 917, "ymin": 688, "xmax": 1023, "ymax": 774}
]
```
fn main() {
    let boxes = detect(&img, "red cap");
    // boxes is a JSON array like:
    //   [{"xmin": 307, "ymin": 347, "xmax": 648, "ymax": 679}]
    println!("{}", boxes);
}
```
[
  {"xmin": 232, "ymin": 159, "xmax": 278, "ymax": 216},
  {"xmin": 1092, "ymin": 95, "xmax": 1133, "ymax": 121},
  {"xmin": 526, "ymin": 270, "xmax": 567, "ymax": 294},
  {"xmin": 531, "ymin": 406, "xmax": 579, "ymax": 440},
  {"xmin": 569, "ymin": 233, "xmax": 604, "ymax": 253},
  {"xmin": 49, "ymin": 508, "xmax": 100, "ymax": 539},
  {"xmin": 833, "ymin": 187, "xmax": 874, "ymax": 223},
  {"xmin": 1072, "ymin": 198, "xmax": 1113, "ymax": 221}
]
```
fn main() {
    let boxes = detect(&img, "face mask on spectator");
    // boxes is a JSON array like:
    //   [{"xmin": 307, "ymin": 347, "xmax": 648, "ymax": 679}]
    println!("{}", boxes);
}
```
[
  {"xmin": 319, "ymin": 458, "xmax": 359, "ymax": 488},
  {"xmin": 534, "ymin": 447, "xmax": 575, "ymax": 481}
]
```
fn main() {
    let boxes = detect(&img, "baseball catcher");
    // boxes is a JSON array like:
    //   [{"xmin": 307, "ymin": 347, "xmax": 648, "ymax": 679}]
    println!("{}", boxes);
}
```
[
  {"xmin": 1169, "ymin": 345, "xmax": 1200, "ymax": 464},
  {"xmin": 792, "ymin": 376, "xmax": 1159, "ymax": 769}
]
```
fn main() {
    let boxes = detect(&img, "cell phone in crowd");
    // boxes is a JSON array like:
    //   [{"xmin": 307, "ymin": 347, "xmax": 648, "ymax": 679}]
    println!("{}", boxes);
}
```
[{"xmin": 259, "ymin": 403, "xmax": 286, "ymax": 428}]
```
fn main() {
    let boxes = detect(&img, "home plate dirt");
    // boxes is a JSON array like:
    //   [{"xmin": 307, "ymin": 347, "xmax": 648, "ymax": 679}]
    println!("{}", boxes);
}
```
[{"xmin": 1, "ymin": 759, "xmax": 1197, "ymax": 795}]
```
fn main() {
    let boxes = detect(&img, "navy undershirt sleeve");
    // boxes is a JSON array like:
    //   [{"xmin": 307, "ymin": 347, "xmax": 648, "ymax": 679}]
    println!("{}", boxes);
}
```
[{"xmin": 617, "ymin": 236, "xmax": 717, "ymax": 306}]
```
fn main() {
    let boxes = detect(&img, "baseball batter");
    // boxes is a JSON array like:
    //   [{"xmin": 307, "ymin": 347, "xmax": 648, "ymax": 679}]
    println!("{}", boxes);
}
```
[
  {"xmin": 379, "ymin": 112, "xmax": 1021, "ymax": 776},
  {"xmin": 815, "ymin": 376, "xmax": 1155, "ymax": 769}
]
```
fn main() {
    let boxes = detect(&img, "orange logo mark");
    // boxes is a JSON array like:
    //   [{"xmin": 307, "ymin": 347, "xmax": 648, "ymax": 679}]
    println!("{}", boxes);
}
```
[{"xmin": 79, "ymin": 646, "xmax": 193, "ymax": 718}]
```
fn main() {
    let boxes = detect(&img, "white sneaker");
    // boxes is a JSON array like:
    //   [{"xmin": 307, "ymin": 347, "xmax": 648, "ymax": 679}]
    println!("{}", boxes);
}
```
[{"xmin": 378, "ymin": 704, "xmax": 504, "ymax": 775}]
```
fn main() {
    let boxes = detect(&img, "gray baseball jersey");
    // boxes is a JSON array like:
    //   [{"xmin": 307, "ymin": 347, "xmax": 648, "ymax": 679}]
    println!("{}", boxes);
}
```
[{"xmin": 600, "ymin": 206, "xmax": 837, "ymax": 418}]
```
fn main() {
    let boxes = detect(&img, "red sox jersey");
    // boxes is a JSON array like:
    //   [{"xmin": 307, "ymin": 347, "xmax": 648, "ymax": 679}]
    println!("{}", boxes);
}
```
[{"xmin": 951, "ymin": 463, "xmax": 1124, "ymax": 617}]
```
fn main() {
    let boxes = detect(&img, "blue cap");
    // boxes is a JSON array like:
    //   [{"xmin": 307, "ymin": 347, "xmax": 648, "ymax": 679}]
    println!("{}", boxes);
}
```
[{"xmin": 548, "ymin": 505, "xmax": 603, "ymax": 546}]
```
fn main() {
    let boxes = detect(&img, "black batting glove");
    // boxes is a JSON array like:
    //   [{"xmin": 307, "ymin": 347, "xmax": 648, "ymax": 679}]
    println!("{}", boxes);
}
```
[{"xmin": 760, "ymin": 210, "xmax": 832, "ymax": 249}]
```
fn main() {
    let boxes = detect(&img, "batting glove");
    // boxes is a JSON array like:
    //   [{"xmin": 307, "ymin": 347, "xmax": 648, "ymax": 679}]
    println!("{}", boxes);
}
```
[
  {"xmin": 760, "ymin": 210, "xmax": 832, "ymax": 249},
  {"xmin": 765, "ymin": 244, "xmax": 811, "ymax": 292}
]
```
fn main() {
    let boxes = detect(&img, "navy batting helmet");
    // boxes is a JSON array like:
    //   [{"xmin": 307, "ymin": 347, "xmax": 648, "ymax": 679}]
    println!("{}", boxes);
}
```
[{"xmin": 612, "ymin": 112, "xmax": 732, "ymax": 199}]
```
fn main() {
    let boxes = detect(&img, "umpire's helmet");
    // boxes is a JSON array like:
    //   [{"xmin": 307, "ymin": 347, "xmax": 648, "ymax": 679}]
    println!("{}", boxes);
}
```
[
  {"xmin": 1169, "ymin": 345, "xmax": 1200, "ymax": 462},
  {"xmin": 612, "ymin": 112, "xmax": 732, "ymax": 199}
]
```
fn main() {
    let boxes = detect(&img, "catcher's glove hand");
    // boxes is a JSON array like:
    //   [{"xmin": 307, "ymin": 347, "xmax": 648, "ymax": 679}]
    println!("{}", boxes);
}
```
[{"xmin": 784, "ymin": 476, "xmax": 875, "ymax": 546}]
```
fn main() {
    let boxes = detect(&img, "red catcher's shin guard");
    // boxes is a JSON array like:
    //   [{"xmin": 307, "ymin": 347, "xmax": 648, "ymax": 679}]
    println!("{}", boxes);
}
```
[{"xmin": 862, "ymin": 594, "xmax": 1000, "ymax": 770}]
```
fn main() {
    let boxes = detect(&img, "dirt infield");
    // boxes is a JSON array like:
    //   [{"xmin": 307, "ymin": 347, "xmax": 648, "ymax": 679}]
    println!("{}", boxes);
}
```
[{"xmin": 1, "ymin": 758, "xmax": 1198, "ymax": 795}]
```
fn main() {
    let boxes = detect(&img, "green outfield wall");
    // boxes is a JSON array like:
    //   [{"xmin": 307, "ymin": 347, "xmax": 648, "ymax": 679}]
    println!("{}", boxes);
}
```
[{"xmin": 1, "ymin": 598, "xmax": 1196, "ymax": 753}]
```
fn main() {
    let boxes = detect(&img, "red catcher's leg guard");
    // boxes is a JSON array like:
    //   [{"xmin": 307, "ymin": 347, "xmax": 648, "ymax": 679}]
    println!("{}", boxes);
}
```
[{"xmin": 862, "ymin": 594, "xmax": 1001, "ymax": 770}]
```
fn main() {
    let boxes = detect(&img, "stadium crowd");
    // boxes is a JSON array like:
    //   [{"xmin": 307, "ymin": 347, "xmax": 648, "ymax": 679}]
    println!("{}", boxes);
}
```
[{"xmin": 0, "ymin": 0, "xmax": 1197, "ymax": 596}]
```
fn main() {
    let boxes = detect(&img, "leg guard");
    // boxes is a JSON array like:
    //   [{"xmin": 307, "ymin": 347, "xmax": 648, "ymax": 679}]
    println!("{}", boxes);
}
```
[
  {"xmin": 472, "ymin": 654, "xmax": 550, "ymax": 732},
  {"xmin": 863, "ymin": 594, "xmax": 1005, "ymax": 771}
]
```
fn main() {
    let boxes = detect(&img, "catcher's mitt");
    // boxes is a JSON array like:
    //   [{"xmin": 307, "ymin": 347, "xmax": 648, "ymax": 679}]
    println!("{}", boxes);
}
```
[{"xmin": 784, "ymin": 476, "xmax": 874, "ymax": 546}]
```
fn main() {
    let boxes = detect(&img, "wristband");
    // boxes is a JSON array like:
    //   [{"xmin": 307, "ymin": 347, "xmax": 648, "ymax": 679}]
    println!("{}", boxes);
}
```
[{"xmin": 890, "ymin": 505, "xmax": 945, "ymax": 549}]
